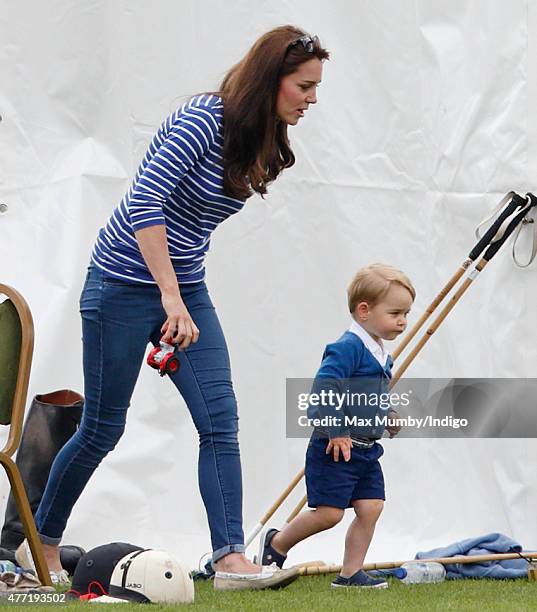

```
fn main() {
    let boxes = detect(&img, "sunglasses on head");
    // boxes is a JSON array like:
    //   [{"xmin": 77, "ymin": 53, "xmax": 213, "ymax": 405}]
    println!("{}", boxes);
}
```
[{"xmin": 288, "ymin": 35, "xmax": 319, "ymax": 53}]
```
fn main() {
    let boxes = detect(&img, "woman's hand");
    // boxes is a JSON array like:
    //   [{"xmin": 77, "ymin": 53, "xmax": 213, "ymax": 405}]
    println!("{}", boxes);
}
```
[
  {"xmin": 160, "ymin": 291, "xmax": 200, "ymax": 349},
  {"xmin": 133, "ymin": 226, "xmax": 200, "ymax": 349}
]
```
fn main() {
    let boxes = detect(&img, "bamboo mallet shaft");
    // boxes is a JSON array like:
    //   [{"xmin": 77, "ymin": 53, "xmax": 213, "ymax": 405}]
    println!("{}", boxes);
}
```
[
  {"xmin": 391, "ymin": 258, "xmax": 488, "ymax": 383},
  {"xmin": 299, "ymin": 551, "xmax": 537, "ymax": 576},
  {"xmin": 285, "ymin": 494, "xmax": 308, "ymax": 524},
  {"xmin": 391, "ymin": 263, "xmax": 469, "ymax": 362}
]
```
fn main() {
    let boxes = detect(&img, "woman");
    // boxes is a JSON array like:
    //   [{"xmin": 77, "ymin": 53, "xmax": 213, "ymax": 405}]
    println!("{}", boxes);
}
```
[{"xmin": 17, "ymin": 25, "xmax": 329, "ymax": 590}]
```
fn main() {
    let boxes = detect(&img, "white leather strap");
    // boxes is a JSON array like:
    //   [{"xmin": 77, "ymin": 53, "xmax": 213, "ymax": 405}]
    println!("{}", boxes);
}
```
[
  {"xmin": 474, "ymin": 192, "xmax": 515, "ymax": 241},
  {"xmin": 511, "ymin": 210, "xmax": 537, "ymax": 268}
]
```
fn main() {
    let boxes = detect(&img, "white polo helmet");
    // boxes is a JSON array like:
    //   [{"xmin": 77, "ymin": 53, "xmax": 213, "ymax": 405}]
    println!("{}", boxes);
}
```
[{"xmin": 90, "ymin": 549, "xmax": 194, "ymax": 604}]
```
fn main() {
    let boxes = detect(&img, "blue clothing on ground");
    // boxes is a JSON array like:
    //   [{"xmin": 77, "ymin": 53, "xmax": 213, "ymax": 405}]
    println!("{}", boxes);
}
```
[
  {"xmin": 35, "ymin": 265, "xmax": 245, "ymax": 563},
  {"xmin": 416, "ymin": 533, "xmax": 528, "ymax": 579},
  {"xmin": 305, "ymin": 437, "xmax": 385, "ymax": 508}
]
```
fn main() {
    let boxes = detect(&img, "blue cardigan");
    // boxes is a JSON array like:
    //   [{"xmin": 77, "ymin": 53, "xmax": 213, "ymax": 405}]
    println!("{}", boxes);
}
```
[{"xmin": 308, "ymin": 331, "xmax": 393, "ymax": 439}]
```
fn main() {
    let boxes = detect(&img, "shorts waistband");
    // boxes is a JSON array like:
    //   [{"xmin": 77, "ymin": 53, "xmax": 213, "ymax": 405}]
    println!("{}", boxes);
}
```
[
  {"xmin": 351, "ymin": 437, "xmax": 375, "ymax": 449},
  {"xmin": 313, "ymin": 429, "xmax": 376, "ymax": 449}
]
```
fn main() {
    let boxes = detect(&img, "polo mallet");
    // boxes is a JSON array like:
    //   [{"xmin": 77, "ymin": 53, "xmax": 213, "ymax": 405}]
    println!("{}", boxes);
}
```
[
  {"xmin": 298, "ymin": 551, "xmax": 537, "ymax": 576},
  {"xmin": 391, "ymin": 191, "xmax": 527, "ymax": 362},
  {"xmin": 295, "ymin": 191, "xmax": 537, "ymax": 576},
  {"xmin": 391, "ymin": 191, "xmax": 536, "ymax": 382},
  {"xmin": 248, "ymin": 191, "xmax": 536, "ymax": 556}
]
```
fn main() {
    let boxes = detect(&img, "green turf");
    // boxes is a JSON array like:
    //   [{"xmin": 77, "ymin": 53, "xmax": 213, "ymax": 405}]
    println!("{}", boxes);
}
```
[{"xmin": 1, "ymin": 575, "xmax": 536, "ymax": 611}]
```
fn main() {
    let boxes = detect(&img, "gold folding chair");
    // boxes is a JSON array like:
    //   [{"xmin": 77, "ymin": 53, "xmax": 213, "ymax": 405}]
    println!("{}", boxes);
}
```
[{"xmin": 0, "ymin": 283, "xmax": 53, "ymax": 587}]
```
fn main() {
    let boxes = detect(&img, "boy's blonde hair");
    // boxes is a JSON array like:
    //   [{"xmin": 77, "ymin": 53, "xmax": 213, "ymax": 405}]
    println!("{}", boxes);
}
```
[{"xmin": 347, "ymin": 263, "xmax": 415, "ymax": 313}]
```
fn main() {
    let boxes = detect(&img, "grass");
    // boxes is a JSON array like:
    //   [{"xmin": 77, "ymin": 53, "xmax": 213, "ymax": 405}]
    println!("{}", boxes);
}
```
[{"xmin": 0, "ymin": 574, "xmax": 536, "ymax": 610}]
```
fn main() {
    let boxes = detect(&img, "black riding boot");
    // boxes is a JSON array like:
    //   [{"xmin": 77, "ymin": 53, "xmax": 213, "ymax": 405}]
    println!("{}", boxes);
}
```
[{"xmin": 0, "ymin": 390, "xmax": 85, "ymax": 574}]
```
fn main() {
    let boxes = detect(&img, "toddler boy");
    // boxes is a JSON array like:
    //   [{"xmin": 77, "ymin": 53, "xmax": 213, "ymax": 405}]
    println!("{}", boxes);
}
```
[{"xmin": 259, "ymin": 263, "xmax": 415, "ymax": 588}]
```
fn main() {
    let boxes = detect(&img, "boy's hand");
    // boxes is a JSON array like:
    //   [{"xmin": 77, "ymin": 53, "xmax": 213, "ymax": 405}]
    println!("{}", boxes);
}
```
[
  {"xmin": 386, "ymin": 409, "xmax": 402, "ymax": 438},
  {"xmin": 326, "ymin": 437, "xmax": 352, "ymax": 462}
]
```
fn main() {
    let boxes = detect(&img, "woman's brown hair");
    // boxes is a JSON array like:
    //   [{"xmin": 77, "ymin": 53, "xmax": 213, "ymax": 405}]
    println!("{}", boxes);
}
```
[{"xmin": 218, "ymin": 25, "xmax": 329, "ymax": 200}]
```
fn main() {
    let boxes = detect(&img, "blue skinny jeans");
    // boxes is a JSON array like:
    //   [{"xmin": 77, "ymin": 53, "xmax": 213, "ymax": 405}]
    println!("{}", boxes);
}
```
[{"xmin": 34, "ymin": 265, "xmax": 245, "ymax": 562}]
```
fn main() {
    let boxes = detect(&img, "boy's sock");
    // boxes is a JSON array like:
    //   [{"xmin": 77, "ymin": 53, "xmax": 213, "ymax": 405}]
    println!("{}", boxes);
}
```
[{"xmin": 331, "ymin": 569, "xmax": 388, "ymax": 589}]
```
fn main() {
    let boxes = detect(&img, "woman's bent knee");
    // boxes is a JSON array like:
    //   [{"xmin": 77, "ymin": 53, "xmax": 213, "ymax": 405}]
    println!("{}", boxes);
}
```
[{"xmin": 77, "ymin": 421, "xmax": 126, "ymax": 461}]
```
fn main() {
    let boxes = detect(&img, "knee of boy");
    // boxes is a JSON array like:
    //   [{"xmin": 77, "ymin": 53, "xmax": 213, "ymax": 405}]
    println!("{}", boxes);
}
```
[
  {"xmin": 359, "ymin": 499, "xmax": 384, "ymax": 522},
  {"xmin": 317, "ymin": 506, "xmax": 345, "ymax": 528},
  {"xmin": 332, "ymin": 509, "xmax": 346, "ymax": 527}
]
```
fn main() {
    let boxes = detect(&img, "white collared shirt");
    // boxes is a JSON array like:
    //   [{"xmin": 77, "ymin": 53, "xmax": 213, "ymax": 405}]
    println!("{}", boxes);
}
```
[{"xmin": 348, "ymin": 320, "xmax": 390, "ymax": 367}]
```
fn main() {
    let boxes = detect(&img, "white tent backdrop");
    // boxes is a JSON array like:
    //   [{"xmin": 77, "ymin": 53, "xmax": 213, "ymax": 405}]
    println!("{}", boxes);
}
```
[{"xmin": 1, "ymin": 0, "xmax": 536, "ymax": 569}]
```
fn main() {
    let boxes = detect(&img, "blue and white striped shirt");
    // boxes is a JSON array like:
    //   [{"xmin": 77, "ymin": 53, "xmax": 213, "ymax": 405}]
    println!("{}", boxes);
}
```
[{"xmin": 91, "ymin": 94, "xmax": 245, "ymax": 284}]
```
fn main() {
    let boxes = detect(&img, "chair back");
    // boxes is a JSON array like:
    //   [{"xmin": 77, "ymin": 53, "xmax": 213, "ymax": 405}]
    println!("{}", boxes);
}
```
[{"xmin": 0, "ymin": 284, "xmax": 34, "ymax": 455}]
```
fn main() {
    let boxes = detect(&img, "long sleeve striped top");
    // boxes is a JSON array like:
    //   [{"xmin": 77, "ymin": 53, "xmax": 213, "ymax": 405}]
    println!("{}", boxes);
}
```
[{"xmin": 91, "ymin": 94, "xmax": 245, "ymax": 284}]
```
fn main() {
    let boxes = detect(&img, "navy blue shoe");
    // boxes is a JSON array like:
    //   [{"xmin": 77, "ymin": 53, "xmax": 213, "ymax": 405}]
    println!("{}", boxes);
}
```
[
  {"xmin": 331, "ymin": 569, "xmax": 388, "ymax": 589},
  {"xmin": 257, "ymin": 527, "xmax": 287, "ymax": 568}
]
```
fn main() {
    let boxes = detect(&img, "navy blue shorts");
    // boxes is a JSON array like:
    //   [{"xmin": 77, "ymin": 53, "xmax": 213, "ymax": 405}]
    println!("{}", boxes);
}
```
[{"xmin": 305, "ymin": 438, "xmax": 385, "ymax": 509}]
